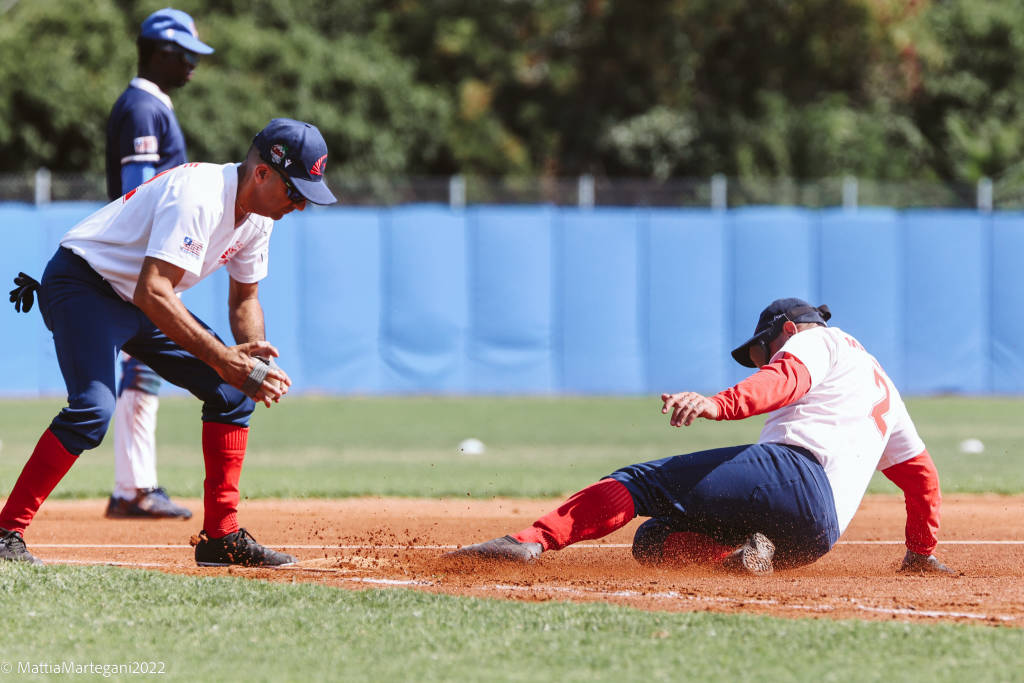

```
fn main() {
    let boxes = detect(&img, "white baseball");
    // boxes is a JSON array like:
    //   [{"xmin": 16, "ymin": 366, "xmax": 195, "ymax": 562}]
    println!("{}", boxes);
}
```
[
  {"xmin": 958, "ymin": 438, "xmax": 984, "ymax": 454},
  {"xmin": 458, "ymin": 438, "xmax": 486, "ymax": 455}
]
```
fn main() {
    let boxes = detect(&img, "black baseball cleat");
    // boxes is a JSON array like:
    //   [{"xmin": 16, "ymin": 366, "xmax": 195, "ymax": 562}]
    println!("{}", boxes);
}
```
[
  {"xmin": 0, "ymin": 528, "xmax": 44, "ymax": 565},
  {"xmin": 105, "ymin": 487, "xmax": 193, "ymax": 520},
  {"xmin": 445, "ymin": 535, "xmax": 543, "ymax": 562},
  {"xmin": 722, "ymin": 532, "xmax": 775, "ymax": 576},
  {"xmin": 631, "ymin": 517, "xmax": 676, "ymax": 566},
  {"xmin": 192, "ymin": 528, "xmax": 296, "ymax": 567}
]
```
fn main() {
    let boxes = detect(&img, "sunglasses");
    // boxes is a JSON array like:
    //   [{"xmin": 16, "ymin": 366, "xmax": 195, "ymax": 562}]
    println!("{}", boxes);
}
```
[
  {"xmin": 267, "ymin": 163, "xmax": 305, "ymax": 203},
  {"xmin": 161, "ymin": 46, "xmax": 200, "ymax": 67}
]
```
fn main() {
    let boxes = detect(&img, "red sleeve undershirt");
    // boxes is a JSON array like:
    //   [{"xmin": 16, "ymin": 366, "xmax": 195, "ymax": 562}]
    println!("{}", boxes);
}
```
[
  {"xmin": 881, "ymin": 450, "xmax": 941, "ymax": 555},
  {"xmin": 709, "ymin": 352, "xmax": 812, "ymax": 420}
]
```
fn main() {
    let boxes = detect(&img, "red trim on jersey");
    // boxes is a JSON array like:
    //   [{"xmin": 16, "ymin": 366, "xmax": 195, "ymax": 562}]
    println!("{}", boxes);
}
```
[
  {"xmin": 710, "ymin": 352, "xmax": 813, "ymax": 420},
  {"xmin": 881, "ymin": 450, "xmax": 941, "ymax": 555},
  {"xmin": 513, "ymin": 478, "xmax": 635, "ymax": 550}
]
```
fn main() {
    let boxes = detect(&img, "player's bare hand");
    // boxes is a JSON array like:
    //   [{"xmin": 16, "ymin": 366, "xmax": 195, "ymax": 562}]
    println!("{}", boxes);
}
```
[
  {"xmin": 661, "ymin": 392, "xmax": 719, "ymax": 427},
  {"xmin": 219, "ymin": 341, "xmax": 292, "ymax": 406},
  {"xmin": 258, "ymin": 371, "xmax": 291, "ymax": 407},
  {"xmin": 898, "ymin": 550, "xmax": 959, "ymax": 576}
]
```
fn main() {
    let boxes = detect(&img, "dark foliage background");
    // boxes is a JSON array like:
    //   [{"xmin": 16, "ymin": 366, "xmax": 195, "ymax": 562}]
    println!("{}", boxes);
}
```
[{"xmin": 2, "ymin": 0, "xmax": 1022, "ymax": 186}]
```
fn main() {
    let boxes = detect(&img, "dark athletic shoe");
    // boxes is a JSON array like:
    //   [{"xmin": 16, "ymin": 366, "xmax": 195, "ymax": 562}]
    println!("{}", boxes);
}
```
[
  {"xmin": 631, "ymin": 517, "xmax": 676, "ymax": 565},
  {"xmin": 105, "ymin": 487, "xmax": 193, "ymax": 520},
  {"xmin": 192, "ymin": 528, "xmax": 296, "ymax": 567},
  {"xmin": 722, "ymin": 532, "xmax": 775, "ymax": 576},
  {"xmin": 446, "ymin": 535, "xmax": 543, "ymax": 563},
  {"xmin": 0, "ymin": 528, "xmax": 43, "ymax": 565}
]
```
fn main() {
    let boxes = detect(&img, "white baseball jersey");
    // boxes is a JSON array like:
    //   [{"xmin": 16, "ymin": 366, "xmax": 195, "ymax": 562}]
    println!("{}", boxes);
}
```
[
  {"xmin": 61, "ymin": 162, "xmax": 272, "ymax": 302},
  {"xmin": 759, "ymin": 326, "xmax": 926, "ymax": 533}
]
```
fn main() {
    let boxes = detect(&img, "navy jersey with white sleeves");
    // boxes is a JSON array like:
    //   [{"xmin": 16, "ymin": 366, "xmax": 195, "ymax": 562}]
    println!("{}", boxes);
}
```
[
  {"xmin": 62, "ymin": 163, "xmax": 272, "ymax": 302},
  {"xmin": 105, "ymin": 78, "xmax": 187, "ymax": 200}
]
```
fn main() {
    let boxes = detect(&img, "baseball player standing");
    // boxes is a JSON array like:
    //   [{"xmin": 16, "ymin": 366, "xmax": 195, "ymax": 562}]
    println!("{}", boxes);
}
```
[
  {"xmin": 449, "ymin": 298, "xmax": 956, "ymax": 576},
  {"xmin": 103, "ymin": 8, "xmax": 215, "ymax": 520},
  {"xmin": 1, "ymin": 118, "xmax": 336, "ymax": 566}
]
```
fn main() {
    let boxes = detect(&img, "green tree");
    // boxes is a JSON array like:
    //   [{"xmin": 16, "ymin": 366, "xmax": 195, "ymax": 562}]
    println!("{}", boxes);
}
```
[{"xmin": 0, "ymin": 0, "xmax": 131, "ymax": 172}]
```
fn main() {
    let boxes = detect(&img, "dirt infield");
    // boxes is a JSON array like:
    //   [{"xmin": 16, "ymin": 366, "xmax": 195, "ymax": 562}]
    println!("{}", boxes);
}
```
[{"xmin": 19, "ymin": 494, "xmax": 1024, "ymax": 626}]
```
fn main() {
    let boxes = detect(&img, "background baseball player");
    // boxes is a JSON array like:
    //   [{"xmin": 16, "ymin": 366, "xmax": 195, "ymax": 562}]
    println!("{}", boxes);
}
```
[
  {"xmin": 0, "ymin": 118, "xmax": 336, "ymax": 566},
  {"xmin": 103, "ymin": 7, "xmax": 214, "ymax": 520},
  {"xmin": 449, "ymin": 298, "xmax": 956, "ymax": 576}
]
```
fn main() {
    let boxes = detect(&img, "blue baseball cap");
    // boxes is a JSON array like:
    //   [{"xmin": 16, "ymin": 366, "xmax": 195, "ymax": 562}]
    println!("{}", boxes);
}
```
[
  {"xmin": 139, "ymin": 8, "xmax": 214, "ymax": 55},
  {"xmin": 253, "ymin": 118, "xmax": 337, "ymax": 205},
  {"xmin": 731, "ymin": 297, "xmax": 831, "ymax": 368}
]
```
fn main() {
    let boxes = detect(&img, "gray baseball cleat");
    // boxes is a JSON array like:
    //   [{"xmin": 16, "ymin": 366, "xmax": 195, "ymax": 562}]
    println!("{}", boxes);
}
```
[
  {"xmin": 899, "ymin": 550, "xmax": 958, "ymax": 575},
  {"xmin": 446, "ymin": 535, "xmax": 543, "ymax": 562},
  {"xmin": 105, "ymin": 487, "xmax": 193, "ymax": 519},
  {"xmin": 0, "ymin": 528, "xmax": 44, "ymax": 565},
  {"xmin": 722, "ymin": 532, "xmax": 775, "ymax": 575}
]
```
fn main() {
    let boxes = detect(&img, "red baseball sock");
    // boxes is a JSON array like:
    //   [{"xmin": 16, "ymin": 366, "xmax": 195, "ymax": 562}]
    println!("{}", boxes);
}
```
[
  {"xmin": 0, "ymin": 429, "xmax": 78, "ymax": 534},
  {"xmin": 662, "ymin": 531, "xmax": 733, "ymax": 564},
  {"xmin": 513, "ymin": 478, "xmax": 635, "ymax": 550},
  {"xmin": 202, "ymin": 422, "xmax": 248, "ymax": 538}
]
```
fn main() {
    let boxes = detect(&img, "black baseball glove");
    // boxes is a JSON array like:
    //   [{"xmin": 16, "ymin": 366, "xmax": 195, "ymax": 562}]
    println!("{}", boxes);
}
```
[
  {"xmin": 899, "ymin": 550, "xmax": 958, "ymax": 575},
  {"xmin": 9, "ymin": 272, "xmax": 40, "ymax": 313}
]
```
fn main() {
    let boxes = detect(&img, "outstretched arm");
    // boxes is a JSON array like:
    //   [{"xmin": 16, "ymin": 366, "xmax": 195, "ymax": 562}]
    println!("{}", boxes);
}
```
[
  {"xmin": 661, "ymin": 353, "xmax": 811, "ymax": 427},
  {"xmin": 881, "ymin": 450, "xmax": 956, "ymax": 575}
]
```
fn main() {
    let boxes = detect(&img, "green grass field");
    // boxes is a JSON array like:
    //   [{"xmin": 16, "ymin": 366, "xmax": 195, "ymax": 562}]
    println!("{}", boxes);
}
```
[
  {"xmin": 1, "ymin": 396, "xmax": 1022, "ymax": 681},
  {"xmin": 1, "ymin": 396, "xmax": 1022, "ymax": 499}
]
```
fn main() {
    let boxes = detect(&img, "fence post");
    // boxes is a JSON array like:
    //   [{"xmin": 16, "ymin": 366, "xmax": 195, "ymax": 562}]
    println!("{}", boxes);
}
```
[
  {"xmin": 578, "ymin": 174, "xmax": 595, "ymax": 209},
  {"xmin": 842, "ymin": 175, "xmax": 858, "ymax": 211},
  {"xmin": 34, "ymin": 167, "xmax": 51, "ymax": 205},
  {"xmin": 977, "ymin": 177, "xmax": 993, "ymax": 213},
  {"xmin": 449, "ymin": 174, "xmax": 465, "ymax": 209},
  {"xmin": 710, "ymin": 174, "xmax": 727, "ymax": 210}
]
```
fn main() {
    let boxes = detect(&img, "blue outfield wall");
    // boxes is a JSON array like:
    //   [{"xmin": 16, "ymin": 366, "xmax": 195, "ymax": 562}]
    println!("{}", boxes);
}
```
[{"xmin": 1, "ymin": 202, "xmax": 1022, "ymax": 396}]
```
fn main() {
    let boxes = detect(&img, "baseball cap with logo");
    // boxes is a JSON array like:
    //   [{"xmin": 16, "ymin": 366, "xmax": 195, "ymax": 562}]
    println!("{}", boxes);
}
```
[
  {"xmin": 253, "ymin": 118, "xmax": 337, "ymax": 205},
  {"xmin": 730, "ymin": 297, "xmax": 832, "ymax": 368},
  {"xmin": 139, "ymin": 8, "xmax": 214, "ymax": 55}
]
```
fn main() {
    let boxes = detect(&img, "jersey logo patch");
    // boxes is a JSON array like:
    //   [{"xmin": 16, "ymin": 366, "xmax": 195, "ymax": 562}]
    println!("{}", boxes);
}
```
[
  {"xmin": 180, "ymin": 236, "xmax": 204, "ymax": 258},
  {"xmin": 309, "ymin": 154, "xmax": 327, "ymax": 176},
  {"xmin": 133, "ymin": 136, "xmax": 159, "ymax": 154}
]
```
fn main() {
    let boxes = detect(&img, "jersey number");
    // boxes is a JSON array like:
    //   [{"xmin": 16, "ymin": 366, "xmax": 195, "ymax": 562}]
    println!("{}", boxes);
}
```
[{"xmin": 871, "ymin": 368, "xmax": 891, "ymax": 436}]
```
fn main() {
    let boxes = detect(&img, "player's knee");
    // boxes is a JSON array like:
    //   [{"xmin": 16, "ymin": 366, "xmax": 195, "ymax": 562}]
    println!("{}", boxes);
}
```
[
  {"xmin": 50, "ymin": 388, "xmax": 117, "ymax": 453},
  {"xmin": 201, "ymin": 384, "xmax": 254, "ymax": 426},
  {"xmin": 632, "ymin": 517, "xmax": 675, "ymax": 566}
]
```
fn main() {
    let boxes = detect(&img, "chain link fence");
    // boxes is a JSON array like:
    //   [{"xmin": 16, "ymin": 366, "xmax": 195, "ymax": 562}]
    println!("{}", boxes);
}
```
[{"xmin": 0, "ymin": 170, "xmax": 1011, "ymax": 210}]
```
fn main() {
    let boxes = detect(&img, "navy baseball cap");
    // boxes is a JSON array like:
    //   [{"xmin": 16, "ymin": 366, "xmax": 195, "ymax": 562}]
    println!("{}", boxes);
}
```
[
  {"xmin": 731, "ymin": 297, "xmax": 832, "ymax": 368},
  {"xmin": 140, "ymin": 8, "xmax": 214, "ymax": 55},
  {"xmin": 253, "ymin": 118, "xmax": 337, "ymax": 205}
]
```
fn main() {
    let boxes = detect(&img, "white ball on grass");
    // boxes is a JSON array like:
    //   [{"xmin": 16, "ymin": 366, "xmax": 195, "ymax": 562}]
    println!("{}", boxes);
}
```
[
  {"xmin": 458, "ymin": 438, "xmax": 486, "ymax": 455},
  {"xmin": 958, "ymin": 438, "xmax": 985, "ymax": 454}
]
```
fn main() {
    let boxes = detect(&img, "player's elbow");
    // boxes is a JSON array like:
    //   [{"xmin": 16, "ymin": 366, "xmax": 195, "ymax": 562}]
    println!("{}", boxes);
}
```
[{"xmin": 132, "ymin": 280, "xmax": 166, "ymax": 313}]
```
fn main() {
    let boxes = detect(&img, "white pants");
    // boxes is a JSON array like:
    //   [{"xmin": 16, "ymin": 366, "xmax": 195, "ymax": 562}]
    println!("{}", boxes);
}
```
[{"xmin": 112, "ymin": 388, "xmax": 159, "ymax": 498}]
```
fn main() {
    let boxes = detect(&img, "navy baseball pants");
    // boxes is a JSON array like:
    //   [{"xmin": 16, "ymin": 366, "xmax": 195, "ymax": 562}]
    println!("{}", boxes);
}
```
[
  {"xmin": 37, "ymin": 247, "xmax": 254, "ymax": 454},
  {"xmin": 609, "ymin": 443, "xmax": 840, "ymax": 568}
]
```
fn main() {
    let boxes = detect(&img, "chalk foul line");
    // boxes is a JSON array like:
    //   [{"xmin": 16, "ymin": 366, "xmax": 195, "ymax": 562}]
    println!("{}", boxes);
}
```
[{"xmin": 26, "ymin": 539, "xmax": 1024, "ymax": 550}]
